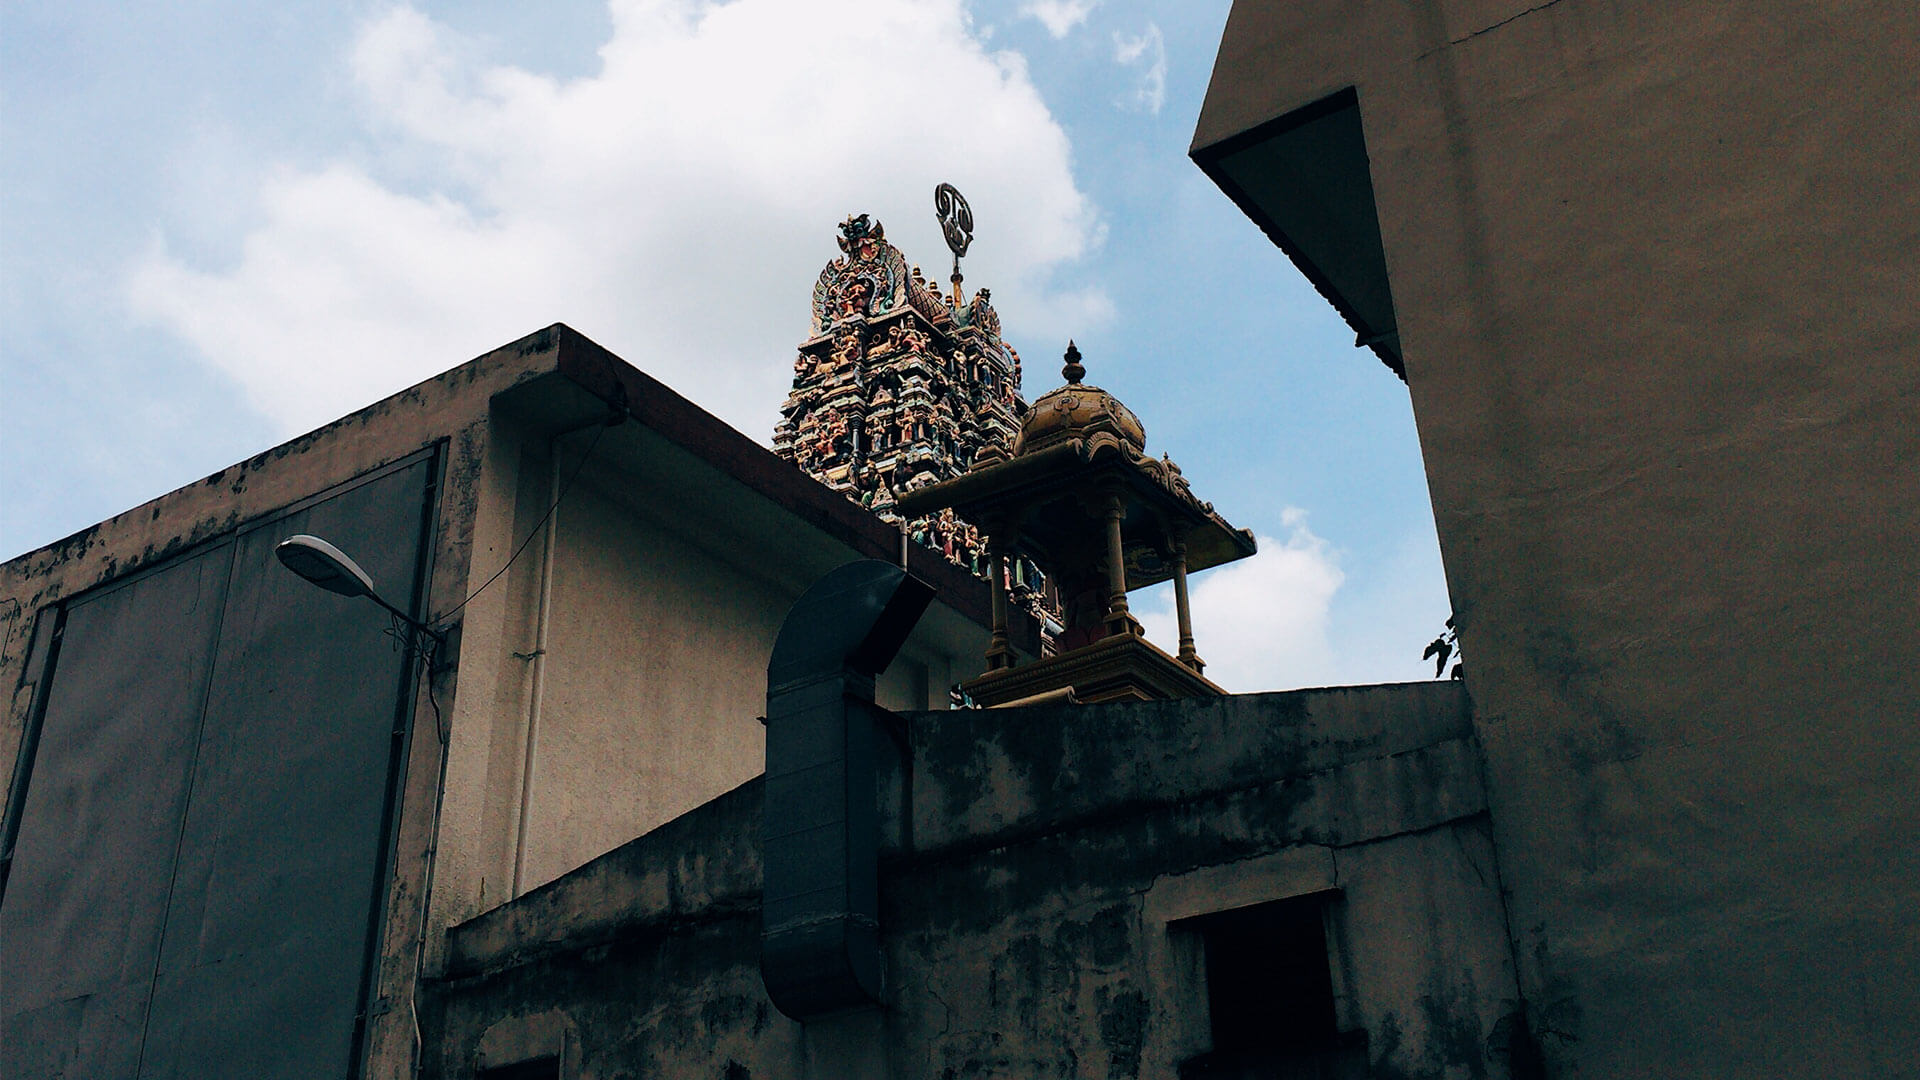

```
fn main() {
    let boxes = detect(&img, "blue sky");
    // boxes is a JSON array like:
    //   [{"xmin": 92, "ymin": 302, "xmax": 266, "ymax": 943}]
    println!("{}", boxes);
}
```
[{"xmin": 0, "ymin": 0, "xmax": 1451, "ymax": 689}]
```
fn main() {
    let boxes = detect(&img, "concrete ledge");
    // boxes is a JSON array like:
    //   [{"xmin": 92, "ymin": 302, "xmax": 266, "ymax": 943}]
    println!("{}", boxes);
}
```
[
  {"xmin": 905, "ymin": 681, "xmax": 1473, "ymax": 854},
  {"xmin": 444, "ymin": 777, "xmax": 764, "ymax": 979},
  {"xmin": 444, "ymin": 682, "xmax": 1474, "ymax": 981}
]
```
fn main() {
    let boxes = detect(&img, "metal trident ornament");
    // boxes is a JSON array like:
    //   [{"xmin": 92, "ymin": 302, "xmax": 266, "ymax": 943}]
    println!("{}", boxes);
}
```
[{"xmin": 935, "ymin": 182, "xmax": 973, "ymax": 305}]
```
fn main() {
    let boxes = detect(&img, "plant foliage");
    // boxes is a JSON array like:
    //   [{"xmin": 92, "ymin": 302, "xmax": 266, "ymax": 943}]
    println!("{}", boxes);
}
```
[{"xmin": 1423, "ymin": 614, "xmax": 1463, "ymax": 680}]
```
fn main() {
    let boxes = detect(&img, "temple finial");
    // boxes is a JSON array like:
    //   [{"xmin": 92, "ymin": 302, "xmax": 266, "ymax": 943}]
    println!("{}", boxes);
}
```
[
  {"xmin": 1062, "ymin": 341, "xmax": 1085, "ymax": 383},
  {"xmin": 935, "ymin": 183, "xmax": 973, "ymax": 307}
]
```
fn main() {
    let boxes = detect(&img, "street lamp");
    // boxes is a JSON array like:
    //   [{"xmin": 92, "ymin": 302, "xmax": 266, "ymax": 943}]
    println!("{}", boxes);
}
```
[{"xmin": 274, "ymin": 534, "xmax": 443, "ymax": 643}]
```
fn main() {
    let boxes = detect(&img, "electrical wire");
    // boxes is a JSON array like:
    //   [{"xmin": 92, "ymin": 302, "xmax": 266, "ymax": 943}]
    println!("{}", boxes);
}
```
[
  {"xmin": 392, "ymin": 410, "xmax": 617, "ymax": 1073},
  {"xmin": 372, "ymin": 615, "xmax": 446, "ymax": 1074},
  {"xmin": 406, "ymin": 630, "xmax": 449, "ymax": 1079},
  {"xmin": 431, "ymin": 416, "xmax": 617, "ymax": 627}
]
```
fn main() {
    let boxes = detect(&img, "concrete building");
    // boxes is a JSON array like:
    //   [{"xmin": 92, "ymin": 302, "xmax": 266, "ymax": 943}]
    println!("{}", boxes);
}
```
[
  {"xmin": 0, "ymin": 325, "xmax": 1024, "ymax": 1078},
  {"xmin": 1191, "ymin": 1, "xmax": 1920, "ymax": 1076},
  {"xmin": 415, "ymin": 4, "xmax": 1920, "ymax": 1076},
  {"xmin": 4, "ymin": 321, "xmax": 1524, "ymax": 1080},
  {"xmin": 8, "ymin": 3, "xmax": 1914, "ymax": 1077},
  {"xmin": 406, "ymin": 341, "xmax": 1518, "ymax": 1080},
  {"xmin": 426, "ymin": 681, "xmax": 1508, "ymax": 1080}
]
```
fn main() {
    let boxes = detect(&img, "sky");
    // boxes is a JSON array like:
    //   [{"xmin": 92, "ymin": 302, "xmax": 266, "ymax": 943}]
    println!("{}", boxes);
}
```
[{"xmin": 0, "ymin": 0, "xmax": 1453, "ymax": 691}]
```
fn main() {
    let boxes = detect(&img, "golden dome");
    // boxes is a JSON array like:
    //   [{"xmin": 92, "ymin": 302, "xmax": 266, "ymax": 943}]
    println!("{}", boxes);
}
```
[{"xmin": 1012, "ymin": 342, "xmax": 1146, "ymax": 458}]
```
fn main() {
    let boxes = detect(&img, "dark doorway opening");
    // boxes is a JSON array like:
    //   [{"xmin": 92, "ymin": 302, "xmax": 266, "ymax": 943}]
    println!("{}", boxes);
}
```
[{"xmin": 1177, "ymin": 892, "xmax": 1367, "ymax": 1080}]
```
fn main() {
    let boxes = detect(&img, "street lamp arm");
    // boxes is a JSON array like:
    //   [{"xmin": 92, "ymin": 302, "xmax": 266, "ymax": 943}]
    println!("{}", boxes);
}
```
[{"xmin": 275, "ymin": 534, "xmax": 444, "ymax": 643}]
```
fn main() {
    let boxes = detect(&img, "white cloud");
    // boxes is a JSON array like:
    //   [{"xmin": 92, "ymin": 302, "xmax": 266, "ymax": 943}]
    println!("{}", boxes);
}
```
[
  {"xmin": 1138, "ymin": 509, "xmax": 1345, "ymax": 693},
  {"xmin": 129, "ymin": 0, "xmax": 1106, "ymax": 438},
  {"xmin": 1019, "ymin": 0, "xmax": 1099, "ymax": 39},
  {"xmin": 1112, "ymin": 23, "xmax": 1166, "ymax": 114}
]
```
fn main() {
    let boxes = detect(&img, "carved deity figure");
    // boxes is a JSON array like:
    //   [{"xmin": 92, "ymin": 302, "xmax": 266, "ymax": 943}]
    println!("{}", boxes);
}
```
[
  {"xmin": 937, "ymin": 508, "xmax": 960, "ymax": 561},
  {"xmin": 837, "ymin": 213, "xmax": 885, "ymax": 260},
  {"xmin": 831, "ymin": 330, "xmax": 862, "ymax": 368},
  {"xmin": 837, "ymin": 279, "xmax": 872, "ymax": 320}
]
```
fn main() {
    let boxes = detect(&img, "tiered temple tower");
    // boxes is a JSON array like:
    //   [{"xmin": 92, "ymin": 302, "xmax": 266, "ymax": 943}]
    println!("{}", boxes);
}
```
[{"xmin": 774, "ymin": 213, "xmax": 1034, "ymax": 588}]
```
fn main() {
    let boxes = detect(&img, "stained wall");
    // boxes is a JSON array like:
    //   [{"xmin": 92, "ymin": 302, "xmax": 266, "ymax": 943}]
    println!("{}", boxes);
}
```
[
  {"xmin": 1195, "ymin": 3, "xmax": 1920, "ymax": 1074},
  {"xmin": 2, "ymin": 324, "xmax": 1007, "ymax": 1079},
  {"xmin": 430, "ymin": 683, "xmax": 1522, "ymax": 1080},
  {"xmin": 434, "ymin": 405, "xmax": 969, "ymax": 922}
]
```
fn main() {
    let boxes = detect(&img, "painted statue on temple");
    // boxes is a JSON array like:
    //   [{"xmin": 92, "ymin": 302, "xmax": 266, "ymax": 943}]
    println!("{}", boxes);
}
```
[{"xmin": 772, "ymin": 206, "xmax": 1058, "ymax": 632}]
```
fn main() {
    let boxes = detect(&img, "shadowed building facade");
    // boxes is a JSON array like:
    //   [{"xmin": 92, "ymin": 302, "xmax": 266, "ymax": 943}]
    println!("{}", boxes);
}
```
[
  {"xmin": 1192, "ymin": 1, "xmax": 1920, "ymax": 1075},
  {"xmin": 412, "ymin": 319, "xmax": 1527, "ymax": 1078},
  {"xmin": 2, "ymin": 320, "xmax": 1527, "ymax": 1080},
  {"xmin": 0, "ymin": 327, "xmax": 1023, "ymax": 1078},
  {"xmin": 7, "ymin": 3, "xmax": 1913, "ymax": 1074}
]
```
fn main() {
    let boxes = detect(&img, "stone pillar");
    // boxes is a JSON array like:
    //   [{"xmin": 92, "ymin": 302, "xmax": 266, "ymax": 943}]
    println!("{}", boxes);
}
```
[
  {"xmin": 986, "ymin": 533, "xmax": 1013, "ymax": 670},
  {"xmin": 1103, "ymin": 491, "xmax": 1132, "ymax": 636},
  {"xmin": 1171, "ymin": 533, "xmax": 1202, "ymax": 672}
]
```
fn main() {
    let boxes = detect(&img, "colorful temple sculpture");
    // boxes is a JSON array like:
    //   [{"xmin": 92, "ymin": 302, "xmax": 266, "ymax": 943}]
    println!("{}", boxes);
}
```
[
  {"xmin": 897, "ymin": 343, "xmax": 1257, "ymax": 705},
  {"xmin": 774, "ymin": 212, "xmax": 1057, "ymax": 626}
]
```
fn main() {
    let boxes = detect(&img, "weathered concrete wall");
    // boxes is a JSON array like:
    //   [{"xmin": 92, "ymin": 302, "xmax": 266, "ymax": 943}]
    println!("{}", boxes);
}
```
[
  {"xmin": 0, "ymin": 326, "xmax": 564, "ymax": 1080},
  {"xmin": 502, "ymin": 461, "xmax": 789, "ymax": 894},
  {"xmin": 3, "ymin": 323, "xmax": 1012, "ymax": 1079},
  {"xmin": 1195, "ymin": 3, "xmax": 1920, "ymax": 1075},
  {"xmin": 454, "ymin": 435, "xmax": 966, "ymax": 901},
  {"xmin": 430, "ymin": 682, "xmax": 1520, "ymax": 1080},
  {"xmin": 424, "ymin": 408, "xmax": 982, "ymax": 960}
]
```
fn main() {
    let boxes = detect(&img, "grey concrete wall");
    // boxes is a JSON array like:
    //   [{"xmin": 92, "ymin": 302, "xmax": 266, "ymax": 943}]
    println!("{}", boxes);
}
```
[
  {"xmin": 430, "ymin": 682, "xmax": 1521, "ymax": 1080},
  {"xmin": 472, "ymin": 449, "xmax": 959, "ymax": 897},
  {"xmin": 500, "ymin": 458, "xmax": 789, "ymax": 894},
  {"xmin": 1196, "ymin": 3, "xmax": 1920, "ymax": 1076},
  {"xmin": 426, "ymin": 408, "xmax": 977, "ymax": 951},
  {"xmin": 3, "ymin": 323, "xmax": 1007, "ymax": 1079},
  {"xmin": 0, "ymin": 327, "xmax": 568, "ymax": 1079}
]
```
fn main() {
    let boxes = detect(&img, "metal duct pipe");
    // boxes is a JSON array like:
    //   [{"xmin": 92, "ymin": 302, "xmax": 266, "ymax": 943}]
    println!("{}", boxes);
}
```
[{"xmin": 761, "ymin": 560, "xmax": 933, "ymax": 1021}]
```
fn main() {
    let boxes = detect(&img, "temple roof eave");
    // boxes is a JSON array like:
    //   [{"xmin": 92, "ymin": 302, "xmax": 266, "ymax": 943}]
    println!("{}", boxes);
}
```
[
  {"xmin": 894, "ymin": 439, "xmax": 1258, "ymax": 581},
  {"xmin": 802, "ymin": 301, "xmax": 959, "ymax": 352}
]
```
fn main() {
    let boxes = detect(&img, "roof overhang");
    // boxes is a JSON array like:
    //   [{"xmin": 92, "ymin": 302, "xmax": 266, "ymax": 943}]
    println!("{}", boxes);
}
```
[
  {"xmin": 896, "ymin": 440, "xmax": 1257, "ymax": 591},
  {"xmin": 1192, "ymin": 85, "xmax": 1404, "ymax": 379}
]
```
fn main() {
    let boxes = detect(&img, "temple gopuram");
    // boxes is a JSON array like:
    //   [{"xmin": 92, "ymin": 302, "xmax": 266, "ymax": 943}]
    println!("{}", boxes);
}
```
[{"xmin": 774, "ymin": 209, "xmax": 1056, "ymax": 625}]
